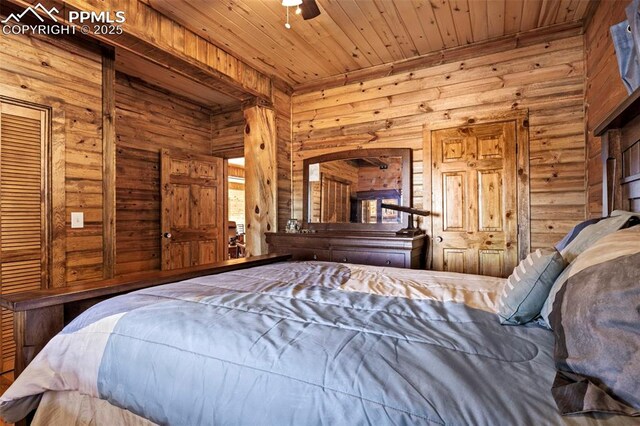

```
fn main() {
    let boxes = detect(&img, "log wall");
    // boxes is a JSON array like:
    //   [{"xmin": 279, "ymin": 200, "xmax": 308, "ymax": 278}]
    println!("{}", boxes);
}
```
[
  {"xmin": 585, "ymin": 1, "xmax": 628, "ymax": 218},
  {"xmin": 115, "ymin": 73, "xmax": 214, "ymax": 275},
  {"xmin": 292, "ymin": 34, "xmax": 587, "ymax": 250}
]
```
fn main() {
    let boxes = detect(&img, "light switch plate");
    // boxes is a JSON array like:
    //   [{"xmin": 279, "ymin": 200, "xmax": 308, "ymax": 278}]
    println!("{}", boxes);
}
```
[{"xmin": 71, "ymin": 212, "xmax": 84, "ymax": 229}]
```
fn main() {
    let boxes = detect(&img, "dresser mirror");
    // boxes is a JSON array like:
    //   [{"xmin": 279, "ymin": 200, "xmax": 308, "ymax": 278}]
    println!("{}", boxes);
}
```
[{"xmin": 303, "ymin": 148, "xmax": 412, "ymax": 231}]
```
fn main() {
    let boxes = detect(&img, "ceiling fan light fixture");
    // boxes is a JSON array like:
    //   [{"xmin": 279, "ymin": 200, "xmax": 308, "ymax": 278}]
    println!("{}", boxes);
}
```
[{"xmin": 281, "ymin": 0, "xmax": 302, "ymax": 6}]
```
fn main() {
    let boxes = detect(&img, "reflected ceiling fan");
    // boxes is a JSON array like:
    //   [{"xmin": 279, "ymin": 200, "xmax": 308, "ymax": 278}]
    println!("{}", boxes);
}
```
[{"xmin": 282, "ymin": 0, "xmax": 321, "ymax": 29}]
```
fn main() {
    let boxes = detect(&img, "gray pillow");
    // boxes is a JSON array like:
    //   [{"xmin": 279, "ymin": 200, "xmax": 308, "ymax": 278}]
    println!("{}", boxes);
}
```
[
  {"xmin": 498, "ymin": 248, "xmax": 566, "ymax": 325},
  {"xmin": 539, "ymin": 211, "xmax": 640, "ymax": 328},
  {"xmin": 550, "ymin": 226, "xmax": 640, "ymax": 415}
]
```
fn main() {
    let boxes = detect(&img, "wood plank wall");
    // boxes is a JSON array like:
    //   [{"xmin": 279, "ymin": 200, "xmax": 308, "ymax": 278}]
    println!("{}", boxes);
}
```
[
  {"xmin": 115, "ymin": 73, "xmax": 213, "ymax": 275},
  {"xmin": 211, "ymin": 110, "xmax": 245, "ymax": 158},
  {"xmin": 274, "ymin": 88, "xmax": 293, "ymax": 231},
  {"xmin": 292, "ymin": 34, "xmax": 587, "ymax": 250},
  {"xmin": 211, "ymin": 88, "xmax": 293, "ymax": 231},
  {"xmin": 585, "ymin": 1, "xmax": 628, "ymax": 218},
  {"xmin": 0, "ymin": 33, "xmax": 103, "ymax": 286}
]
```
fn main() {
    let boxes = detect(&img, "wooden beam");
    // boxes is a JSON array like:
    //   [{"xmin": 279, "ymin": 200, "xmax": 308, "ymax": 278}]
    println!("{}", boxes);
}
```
[
  {"xmin": 294, "ymin": 21, "xmax": 584, "ymax": 94},
  {"xmin": 102, "ymin": 46, "xmax": 116, "ymax": 279},
  {"xmin": 5, "ymin": 0, "xmax": 272, "ymax": 101},
  {"xmin": 244, "ymin": 105, "xmax": 278, "ymax": 256}
]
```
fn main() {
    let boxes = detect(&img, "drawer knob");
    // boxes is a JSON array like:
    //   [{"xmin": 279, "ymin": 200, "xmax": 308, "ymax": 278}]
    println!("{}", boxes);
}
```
[
  {"xmin": 385, "ymin": 260, "xmax": 391, "ymax": 265},
  {"xmin": 342, "ymin": 257, "xmax": 348, "ymax": 262},
  {"xmin": 313, "ymin": 254, "xmax": 318, "ymax": 260}
]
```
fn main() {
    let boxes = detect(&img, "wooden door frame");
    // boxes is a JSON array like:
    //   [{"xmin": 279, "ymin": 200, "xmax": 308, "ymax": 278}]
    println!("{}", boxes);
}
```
[{"xmin": 423, "ymin": 110, "xmax": 530, "ymax": 264}]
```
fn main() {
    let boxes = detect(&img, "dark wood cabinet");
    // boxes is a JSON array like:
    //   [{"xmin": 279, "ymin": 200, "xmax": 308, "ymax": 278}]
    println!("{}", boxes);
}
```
[{"xmin": 266, "ymin": 232, "xmax": 427, "ymax": 269}]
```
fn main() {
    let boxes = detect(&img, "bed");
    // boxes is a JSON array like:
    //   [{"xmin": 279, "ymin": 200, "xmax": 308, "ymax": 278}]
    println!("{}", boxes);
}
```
[
  {"xmin": 0, "ymin": 255, "xmax": 638, "ymax": 425},
  {"xmin": 3, "ymin": 85, "xmax": 640, "ymax": 426}
]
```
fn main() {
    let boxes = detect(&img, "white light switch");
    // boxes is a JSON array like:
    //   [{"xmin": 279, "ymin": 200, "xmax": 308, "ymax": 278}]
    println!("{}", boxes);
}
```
[{"xmin": 71, "ymin": 212, "xmax": 84, "ymax": 229}]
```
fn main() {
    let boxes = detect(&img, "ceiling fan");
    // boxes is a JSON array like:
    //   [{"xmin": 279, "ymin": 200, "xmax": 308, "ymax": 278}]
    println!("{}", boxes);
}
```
[{"xmin": 282, "ymin": 0, "xmax": 320, "ymax": 29}]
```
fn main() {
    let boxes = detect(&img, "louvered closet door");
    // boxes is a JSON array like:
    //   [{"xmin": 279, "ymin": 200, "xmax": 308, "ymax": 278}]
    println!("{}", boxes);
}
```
[{"xmin": 0, "ymin": 102, "xmax": 48, "ymax": 373}]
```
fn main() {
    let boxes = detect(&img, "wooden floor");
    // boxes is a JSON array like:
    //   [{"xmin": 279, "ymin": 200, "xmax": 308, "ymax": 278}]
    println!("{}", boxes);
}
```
[{"xmin": 0, "ymin": 373, "xmax": 14, "ymax": 426}]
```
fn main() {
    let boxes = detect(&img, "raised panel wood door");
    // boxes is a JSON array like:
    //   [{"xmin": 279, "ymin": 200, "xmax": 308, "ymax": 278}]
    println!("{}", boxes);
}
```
[
  {"xmin": 432, "ymin": 122, "xmax": 518, "ymax": 277},
  {"xmin": 0, "ymin": 102, "xmax": 48, "ymax": 372},
  {"xmin": 161, "ymin": 150, "xmax": 224, "ymax": 270}
]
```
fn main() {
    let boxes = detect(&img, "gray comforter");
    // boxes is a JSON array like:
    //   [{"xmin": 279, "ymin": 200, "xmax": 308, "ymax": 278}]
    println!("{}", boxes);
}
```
[{"xmin": 0, "ymin": 261, "xmax": 633, "ymax": 425}]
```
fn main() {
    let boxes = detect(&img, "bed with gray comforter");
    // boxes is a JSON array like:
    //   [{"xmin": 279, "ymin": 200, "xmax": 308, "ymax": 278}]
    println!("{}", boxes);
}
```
[{"xmin": 0, "ymin": 261, "xmax": 635, "ymax": 425}]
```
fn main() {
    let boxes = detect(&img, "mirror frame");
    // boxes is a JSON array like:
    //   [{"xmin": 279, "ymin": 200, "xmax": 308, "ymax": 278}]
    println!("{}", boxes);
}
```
[{"xmin": 302, "ymin": 148, "xmax": 413, "ymax": 232}]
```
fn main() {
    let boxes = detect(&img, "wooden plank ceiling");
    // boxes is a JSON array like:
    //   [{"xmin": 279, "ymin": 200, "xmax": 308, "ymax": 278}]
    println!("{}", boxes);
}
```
[
  {"xmin": 146, "ymin": 0, "xmax": 594, "ymax": 87},
  {"xmin": 115, "ymin": 49, "xmax": 240, "ymax": 109}
]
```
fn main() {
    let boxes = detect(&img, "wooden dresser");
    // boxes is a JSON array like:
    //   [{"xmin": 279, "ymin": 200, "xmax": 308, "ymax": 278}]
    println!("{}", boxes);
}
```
[{"xmin": 266, "ymin": 232, "xmax": 427, "ymax": 269}]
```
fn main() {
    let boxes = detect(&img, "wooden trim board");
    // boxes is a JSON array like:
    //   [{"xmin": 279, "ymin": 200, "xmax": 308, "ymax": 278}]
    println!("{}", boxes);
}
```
[{"xmin": 102, "ymin": 47, "xmax": 116, "ymax": 279}]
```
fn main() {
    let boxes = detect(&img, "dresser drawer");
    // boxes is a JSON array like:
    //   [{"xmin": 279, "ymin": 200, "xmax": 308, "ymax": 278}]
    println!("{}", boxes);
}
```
[
  {"xmin": 331, "ymin": 250, "xmax": 406, "ymax": 268},
  {"xmin": 289, "ymin": 248, "xmax": 331, "ymax": 262}
]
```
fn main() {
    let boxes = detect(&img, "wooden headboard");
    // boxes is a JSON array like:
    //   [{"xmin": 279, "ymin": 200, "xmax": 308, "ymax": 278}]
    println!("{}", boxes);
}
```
[{"xmin": 595, "ymin": 88, "xmax": 640, "ymax": 214}]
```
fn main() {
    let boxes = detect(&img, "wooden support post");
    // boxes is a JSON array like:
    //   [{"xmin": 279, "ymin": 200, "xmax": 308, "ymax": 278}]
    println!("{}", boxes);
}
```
[
  {"xmin": 243, "ymin": 104, "xmax": 277, "ymax": 256},
  {"xmin": 102, "ymin": 47, "xmax": 116, "ymax": 279}
]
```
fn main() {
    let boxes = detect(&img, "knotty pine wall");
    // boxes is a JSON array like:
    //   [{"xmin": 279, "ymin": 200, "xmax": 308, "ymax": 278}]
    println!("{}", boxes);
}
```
[
  {"xmin": 585, "ymin": 1, "xmax": 628, "ymax": 218},
  {"xmin": 115, "ymin": 73, "xmax": 214, "ymax": 275},
  {"xmin": 0, "ymin": 33, "xmax": 104, "ymax": 286},
  {"xmin": 292, "ymin": 34, "xmax": 587, "ymax": 250}
]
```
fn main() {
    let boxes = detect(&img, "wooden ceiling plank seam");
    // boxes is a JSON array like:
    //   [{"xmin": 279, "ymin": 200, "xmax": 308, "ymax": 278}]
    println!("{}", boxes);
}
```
[
  {"xmin": 571, "ymin": 0, "xmax": 592, "ymax": 22},
  {"xmin": 372, "ymin": 0, "xmax": 420, "ymax": 57},
  {"xmin": 538, "ymin": 0, "xmax": 561, "ymax": 27},
  {"xmin": 449, "ymin": 0, "xmax": 474, "ymax": 45},
  {"xmin": 233, "ymin": 0, "xmax": 345, "ymax": 78},
  {"xmin": 313, "ymin": 0, "xmax": 384, "ymax": 66},
  {"xmin": 391, "ymin": 1, "xmax": 434, "ymax": 55},
  {"xmin": 413, "ymin": 0, "xmax": 446, "ymax": 51},
  {"xmin": 467, "ymin": 0, "xmax": 489, "ymax": 43},
  {"xmin": 331, "ymin": 0, "xmax": 397, "ymax": 64},
  {"xmin": 430, "ymin": 0, "xmax": 460, "ymax": 48},
  {"xmin": 504, "ymin": 0, "xmax": 525, "ymax": 34},
  {"xmin": 555, "ymin": 0, "xmax": 577, "ymax": 24},
  {"xmin": 486, "ymin": 0, "xmax": 506, "ymax": 39},
  {"xmin": 520, "ymin": 0, "xmax": 543, "ymax": 32},
  {"xmin": 351, "ymin": 0, "xmax": 407, "ymax": 61},
  {"xmin": 288, "ymin": 1, "xmax": 371, "ymax": 73}
]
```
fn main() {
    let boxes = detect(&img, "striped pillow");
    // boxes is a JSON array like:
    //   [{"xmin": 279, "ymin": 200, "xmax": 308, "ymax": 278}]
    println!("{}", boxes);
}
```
[{"xmin": 498, "ymin": 248, "xmax": 566, "ymax": 325}]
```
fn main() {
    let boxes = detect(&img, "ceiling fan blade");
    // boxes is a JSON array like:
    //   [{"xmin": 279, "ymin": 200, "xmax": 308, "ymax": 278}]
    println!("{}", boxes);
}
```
[{"xmin": 300, "ymin": 0, "xmax": 321, "ymax": 20}]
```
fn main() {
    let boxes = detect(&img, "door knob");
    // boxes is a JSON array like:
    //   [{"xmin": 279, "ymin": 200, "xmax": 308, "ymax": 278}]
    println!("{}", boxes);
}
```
[
  {"xmin": 435, "ymin": 236, "xmax": 443, "ymax": 243},
  {"xmin": 162, "ymin": 232, "xmax": 172, "ymax": 239}
]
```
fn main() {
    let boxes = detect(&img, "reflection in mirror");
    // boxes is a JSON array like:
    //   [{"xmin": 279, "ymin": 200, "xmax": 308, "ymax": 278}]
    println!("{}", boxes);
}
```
[{"xmin": 308, "ymin": 156, "xmax": 404, "ymax": 224}]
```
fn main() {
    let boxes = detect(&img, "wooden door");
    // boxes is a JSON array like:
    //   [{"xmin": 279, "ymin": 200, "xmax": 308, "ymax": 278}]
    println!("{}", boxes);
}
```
[
  {"xmin": 0, "ymin": 101, "xmax": 48, "ymax": 372},
  {"xmin": 161, "ymin": 150, "xmax": 224, "ymax": 270},
  {"xmin": 321, "ymin": 175, "xmax": 351, "ymax": 223},
  {"xmin": 432, "ymin": 122, "xmax": 518, "ymax": 277}
]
